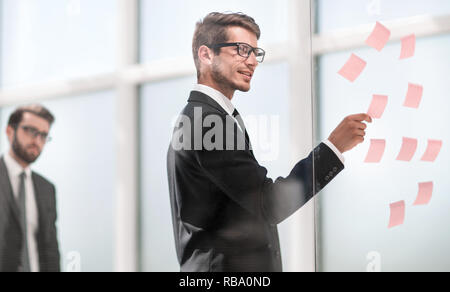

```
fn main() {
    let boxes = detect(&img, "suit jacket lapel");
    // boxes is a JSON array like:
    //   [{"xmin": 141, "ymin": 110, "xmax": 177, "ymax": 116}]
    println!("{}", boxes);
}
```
[
  {"xmin": 32, "ymin": 172, "xmax": 45, "ymax": 231},
  {"xmin": 0, "ymin": 157, "xmax": 21, "ymax": 226},
  {"xmin": 188, "ymin": 91, "xmax": 254, "ymax": 152}
]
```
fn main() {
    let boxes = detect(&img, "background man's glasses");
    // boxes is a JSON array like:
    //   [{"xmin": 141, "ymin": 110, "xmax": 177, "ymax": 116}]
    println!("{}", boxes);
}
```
[
  {"xmin": 20, "ymin": 125, "xmax": 52, "ymax": 143},
  {"xmin": 208, "ymin": 42, "xmax": 266, "ymax": 63}
]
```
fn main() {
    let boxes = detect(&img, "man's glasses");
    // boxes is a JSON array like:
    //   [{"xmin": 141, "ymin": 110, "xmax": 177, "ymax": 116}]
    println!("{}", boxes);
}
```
[
  {"xmin": 20, "ymin": 125, "xmax": 52, "ymax": 143},
  {"xmin": 208, "ymin": 42, "xmax": 266, "ymax": 63}
]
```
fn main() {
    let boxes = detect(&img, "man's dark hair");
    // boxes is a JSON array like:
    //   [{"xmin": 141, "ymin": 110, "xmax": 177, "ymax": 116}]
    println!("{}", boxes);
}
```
[
  {"xmin": 8, "ymin": 104, "xmax": 55, "ymax": 129},
  {"xmin": 192, "ymin": 12, "xmax": 261, "ymax": 79}
]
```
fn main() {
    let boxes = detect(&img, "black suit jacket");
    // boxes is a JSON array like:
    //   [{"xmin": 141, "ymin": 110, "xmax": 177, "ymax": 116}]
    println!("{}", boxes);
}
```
[
  {"xmin": 167, "ymin": 91, "xmax": 344, "ymax": 272},
  {"xmin": 0, "ymin": 157, "xmax": 60, "ymax": 272}
]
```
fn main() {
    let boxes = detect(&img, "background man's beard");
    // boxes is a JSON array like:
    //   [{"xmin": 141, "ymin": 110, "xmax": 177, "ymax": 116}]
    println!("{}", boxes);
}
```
[{"xmin": 12, "ymin": 134, "xmax": 40, "ymax": 164}]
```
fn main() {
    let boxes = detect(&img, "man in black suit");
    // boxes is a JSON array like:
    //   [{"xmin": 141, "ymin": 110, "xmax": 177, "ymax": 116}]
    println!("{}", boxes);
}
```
[
  {"xmin": 0, "ymin": 105, "xmax": 60, "ymax": 272},
  {"xmin": 167, "ymin": 12, "xmax": 372, "ymax": 272}
]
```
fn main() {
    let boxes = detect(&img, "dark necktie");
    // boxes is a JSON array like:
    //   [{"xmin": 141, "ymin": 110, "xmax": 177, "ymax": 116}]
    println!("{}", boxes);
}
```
[
  {"xmin": 232, "ymin": 109, "xmax": 252, "ymax": 149},
  {"xmin": 18, "ymin": 172, "xmax": 31, "ymax": 272}
]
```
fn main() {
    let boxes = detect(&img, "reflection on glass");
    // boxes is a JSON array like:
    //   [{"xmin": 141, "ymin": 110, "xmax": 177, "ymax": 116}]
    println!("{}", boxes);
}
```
[{"xmin": 316, "ymin": 34, "xmax": 450, "ymax": 271}]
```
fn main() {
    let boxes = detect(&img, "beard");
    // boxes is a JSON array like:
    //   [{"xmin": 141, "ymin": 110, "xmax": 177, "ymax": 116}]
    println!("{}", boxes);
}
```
[
  {"xmin": 211, "ymin": 60, "xmax": 250, "ymax": 93},
  {"xmin": 12, "ymin": 132, "xmax": 41, "ymax": 164}
]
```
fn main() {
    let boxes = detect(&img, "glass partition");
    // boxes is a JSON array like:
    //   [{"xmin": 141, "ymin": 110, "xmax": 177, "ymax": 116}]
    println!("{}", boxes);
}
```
[{"xmin": 315, "ymin": 0, "xmax": 450, "ymax": 271}]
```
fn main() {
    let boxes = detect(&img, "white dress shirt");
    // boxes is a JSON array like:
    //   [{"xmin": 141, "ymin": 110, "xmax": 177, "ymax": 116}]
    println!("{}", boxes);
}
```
[
  {"xmin": 192, "ymin": 84, "xmax": 345, "ymax": 164},
  {"xmin": 4, "ymin": 152, "xmax": 40, "ymax": 272}
]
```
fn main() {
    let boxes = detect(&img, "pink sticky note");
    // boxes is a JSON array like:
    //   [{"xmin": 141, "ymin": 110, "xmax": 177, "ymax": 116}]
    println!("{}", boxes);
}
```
[
  {"xmin": 366, "ymin": 21, "xmax": 391, "ymax": 52},
  {"xmin": 413, "ymin": 182, "xmax": 434, "ymax": 206},
  {"xmin": 421, "ymin": 139, "xmax": 443, "ymax": 162},
  {"xmin": 364, "ymin": 139, "xmax": 386, "ymax": 163},
  {"xmin": 388, "ymin": 201, "xmax": 405, "ymax": 229},
  {"xmin": 403, "ymin": 83, "xmax": 423, "ymax": 108},
  {"xmin": 400, "ymin": 34, "xmax": 416, "ymax": 59},
  {"xmin": 367, "ymin": 94, "xmax": 388, "ymax": 119},
  {"xmin": 338, "ymin": 54, "xmax": 367, "ymax": 82},
  {"xmin": 396, "ymin": 137, "xmax": 418, "ymax": 162}
]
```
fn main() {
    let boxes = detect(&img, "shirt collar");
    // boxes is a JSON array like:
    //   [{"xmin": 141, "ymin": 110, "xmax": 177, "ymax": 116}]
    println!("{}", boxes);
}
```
[
  {"xmin": 192, "ymin": 84, "xmax": 236, "ymax": 116},
  {"xmin": 4, "ymin": 151, "xmax": 32, "ymax": 178}
]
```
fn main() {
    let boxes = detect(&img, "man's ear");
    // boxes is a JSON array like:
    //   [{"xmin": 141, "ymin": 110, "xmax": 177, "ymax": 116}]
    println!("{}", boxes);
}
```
[
  {"xmin": 6, "ymin": 125, "xmax": 14, "ymax": 144},
  {"xmin": 198, "ymin": 45, "xmax": 214, "ymax": 66}
]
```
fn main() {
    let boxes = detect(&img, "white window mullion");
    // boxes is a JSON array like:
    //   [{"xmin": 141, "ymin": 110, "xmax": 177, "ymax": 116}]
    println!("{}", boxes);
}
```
[
  {"xmin": 286, "ymin": 0, "xmax": 316, "ymax": 272},
  {"xmin": 0, "ymin": 73, "xmax": 116, "ymax": 106},
  {"xmin": 313, "ymin": 14, "xmax": 450, "ymax": 55},
  {"xmin": 114, "ymin": 0, "xmax": 139, "ymax": 272}
]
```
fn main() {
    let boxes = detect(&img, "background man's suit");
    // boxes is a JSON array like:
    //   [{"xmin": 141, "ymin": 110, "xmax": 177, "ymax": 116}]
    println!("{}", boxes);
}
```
[
  {"xmin": 167, "ymin": 90, "xmax": 344, "ymax": 272},
  {"xmin": 0, "ymin": 157, "xmax": 60, "ymax": 272}
]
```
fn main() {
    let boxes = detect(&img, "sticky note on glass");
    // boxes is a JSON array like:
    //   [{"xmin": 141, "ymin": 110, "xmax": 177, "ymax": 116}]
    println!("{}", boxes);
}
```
[
  {"xmin": 403, "ymin": 83, "xmax": 423, "ymax": 109},
  {"xmin": 400, "ymin": 34, "xmax": 416, "ymax": 59},
  {"xmin": 396, "ymin": 137, "xmax": 418, "ymax": 162},
  {"xmin": 364, "ymin": 139, "xmax": 386, "ymax": 163},
  {"xmin": 413, "ymin": 182, "xmax": 434, "ymax": 206},
  {"xmin": 367, "ymin": 94, "xmax": 388, "ymax": 119},
  {"xmin": 421, "ymin": 139, "xmax": 443, "ymax": 162},
  {"xmin": 388, "ymin": 201, "xmax": 405, "ymax": 229},
  {"xmin": 338, "ymin": 54, "xmax": 367, "ymax": 82},
  {"xmin": 366, "ymin": 21, "xmax": 391, "ymax": 52}
]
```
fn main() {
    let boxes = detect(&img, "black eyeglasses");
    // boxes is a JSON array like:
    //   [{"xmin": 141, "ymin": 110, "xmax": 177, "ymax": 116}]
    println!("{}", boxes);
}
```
[
  {"xmin": 20, "ymin": 125, "xmax": 52, "ymax": 143},
  {"xmin": 208, "ymin": 42, "xmax": 266, "ymax": 63}
]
